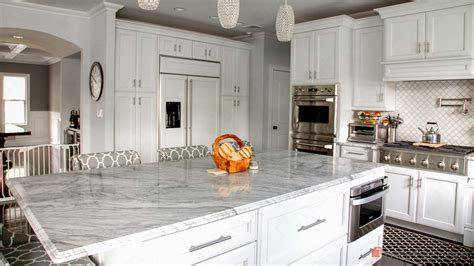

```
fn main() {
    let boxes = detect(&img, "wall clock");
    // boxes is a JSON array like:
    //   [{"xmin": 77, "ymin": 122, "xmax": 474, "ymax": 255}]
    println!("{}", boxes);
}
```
[{"xmin": 89, "ymin": 62, "xmax": 103, "ymax": 101}]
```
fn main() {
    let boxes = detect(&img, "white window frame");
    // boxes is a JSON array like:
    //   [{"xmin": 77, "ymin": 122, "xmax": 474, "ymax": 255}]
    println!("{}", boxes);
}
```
[{"xmin": 0, "ymin": 72, "xmax": 30, "ymax": 126}]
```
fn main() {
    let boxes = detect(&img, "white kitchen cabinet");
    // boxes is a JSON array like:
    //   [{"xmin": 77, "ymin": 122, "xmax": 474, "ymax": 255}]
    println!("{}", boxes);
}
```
[
  {"xmin": 339, "ymin": 144, "xmax": 373, "ymax": 162},
  {"xmin": 115, "ymin": 29, "xmax": 157, "ymax": 93},
  {"xmin": 196, "ymin": 242, "xmax": 256, "ymax": 266},
  {"xmin": 193, "ymin": 41, "xmax": 221, "ymax": 61},
  {"xmin": 385, "ymin": 167, "xmax": 418, "ymax": 223},
  {"xmin": 258, "ymin": 187, "xmax": 347, "ymax": 265},
  {"xmin": 159, "ymin": 36, "xmax": 192, "ymax": 58},
  {"xmin": 115, "ymin": 92, "xmax": 136, "ymax": 152},
  {"xmin": 384, "ymin": 13, "xmax": 425, "ymax": 62},
  {"xmin": 416, "ymin": 171, "xmax": 465, "ymax": 233},
  {"xmin": 221, "ymin": 47, "xmax": 250, "ymax": 96},
  {"xmin": 352, "ymin": 25, "xmax": 396, "ymax": 111},
  {"xmin": 290, "ymin": 235, "xmax": 347, "ymax": 266},
  {"xmin": 291, "ymin": 28, "xmax": 339, "ymax": 85},
  {"xmin": 347, "ymin": 225, "xmax": 383, "ymax": 266},
  {"xmin": 221, "ymin": 96, "xmax": 249, "ymax": 141}
]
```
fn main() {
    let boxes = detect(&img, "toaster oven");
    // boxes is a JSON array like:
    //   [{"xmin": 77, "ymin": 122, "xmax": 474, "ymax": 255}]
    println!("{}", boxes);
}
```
[{"xmin": 348, "ymin": 123, "xmax": 384, "ymax": 144}]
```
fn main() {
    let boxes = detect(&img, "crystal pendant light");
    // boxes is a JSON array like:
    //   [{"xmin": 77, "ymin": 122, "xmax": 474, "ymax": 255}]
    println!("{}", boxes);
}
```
[
  {"xmin": 276, "ymin": 0, "xmax": 295, "ymax": 42},
  {"xmin": 138, "ymin": 0, "xmax": 159, "ymax": 11},
  {"xmin": 217, "ymin": 0, "xmax": 240, "ymax": 29}
]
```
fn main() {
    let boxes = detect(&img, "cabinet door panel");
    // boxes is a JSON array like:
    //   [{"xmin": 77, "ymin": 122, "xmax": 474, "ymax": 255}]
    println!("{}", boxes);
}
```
[
  {"xmin": 196, "ymin": 242, "xmax": 256, "ymax": 266},
  {"xmin": 222, "ymin": 47, "xmax": 236, "ymax": 96},
  {"xmin": 290, "ymin": 236, "xmax": 347, "ymax": 266},
  {"xmin": 177, "ymin": 39, "xmax": 193, "ymax": 58},
  {"xmin": 193, "ymin": 41, "xmax": 208, "ymax": 60},
  {"xmin": 416, "ymin": 171, "xmax": 465, "ymax": 233},
  {"xmin": 347, "ymin": 225, "xmax": 383, "ymax": 265},
  {"xmin": 116, "ymin": 29, "xmax": 137, "ymax": 92},
  {"xmin": 189, "ymin": 77, "xmax": 220, "ymax": 147},
  {"xmin": 315, "ymin": 28, "xmax": 338, "ymax": 82},
  {"xmin": 426, "ymin": 6, "xmax": 472, "ymax": 58},
  {"xmin": 137, "ymin": 33, "xmax": 157, "ymax": 93},
  {"xmin": 384, "ymin": 13, "xmax": 425, "ymax": 61},
  {"xmin": 234, "ymin": 98, "xmax": 249, "ymax": 141},
  {"xmin": 115, "ymin": 92, "xmax": 136, "ymax": 151},
  {"xmin": 221, "ymin": 96, "xmax": 235, "ymax": 135},
  {"xmin": 207, "ymin": 44, "xmax": 222, "ymax": 62},
  {"xmin": 160, "ymin": 36, "xmax": 177, "ymax": 56},
  {"xmin": 236, "ymin": 49, "xmax": 250, "ymax": 96},
  {"xmin": 291, "ymin": 32, "xmax": 313, "ymax": 85},
  {"xmin": 385, "ymin": 167, "xmax": 418, "ymax": 223},
  {"xmin": 136, "ymin": 93, "xmax": 157, "ymax": 163}
]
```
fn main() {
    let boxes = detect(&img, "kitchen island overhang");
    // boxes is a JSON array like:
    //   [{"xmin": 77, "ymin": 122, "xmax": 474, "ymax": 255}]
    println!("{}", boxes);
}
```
[{"xmin": 6, "ymin": 150, "xmax": 387, "ymax": 264}]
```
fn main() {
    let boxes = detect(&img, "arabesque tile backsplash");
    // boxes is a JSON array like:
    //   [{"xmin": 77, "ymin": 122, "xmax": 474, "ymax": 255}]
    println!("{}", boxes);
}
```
[{"xmin": 395, "ymin": 80, "xmax": 474, "ymax": 146}]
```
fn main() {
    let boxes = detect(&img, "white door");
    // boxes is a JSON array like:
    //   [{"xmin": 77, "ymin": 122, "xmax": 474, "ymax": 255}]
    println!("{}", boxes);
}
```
[
  {"xmin": 291, "ymin": 32, "xmax": 313, "ymax": 85},
  {"xmin": 314, "ymin": 28, "xmax": 338, "ymax": 82},
  {"xmin": 290, "ymin": 236, "xmax": 347, "ymax": 266},
  {"xmin": 221, "ymin": 96, "xmax": 235, "ymax": 135},
  {"xmin": 270, "ymin": 69, "xmax": 291, "ymax": 150},
  {"xmin": 160, "ymin": 36, "xmax": 177, "ymax": 56},
  {"xmin": 236, "ymin": 49, "xmax": 250, "ymax": 96},
  {"xmin": 234, "ymin": 97, "xmax": 249, "ymax": 141},
  {"xmin": 159, "ymin": 74, "xmax": 188, "ymax": 148},
  {"xmin": 416, "ymin": 171, "xmax": 465, "ymax": 233},
  {"xmin": 384, "ymin": 13, "xmax": 426, "ymax": 61},
  {"xmin": 192, "ymin": 41, "xmax": 207, "ymax": 60},
  {"xmin": 425, "ymin": 6, "xmax": 472, "ymax": 59},
  {"xmin": 207, "ymin": 44, "xmax": 221, "ymax": 62},
  {"xmin": 136, "ymin": 33, "xmax": 157, "ymax": 93},
  {"xmin": 221, "ymin": 47, "xmax": 236, "ymax": 96},
  {"xmin": 115, "ymin": 92, "xmax": 136, "ymax": 151},
  {"xmin": 136, "ymin": 92, "xmax": 157, "ymax": 163},
  {"xmin": 115, "ymin": 29, "xmax": 137, "ymax": 92},
  {"xmin": 195, "ymin": 242, "xmax": 256, "ymax": 266},
  {"xmin": 189, "ymin": 77, "xmax": 220, "ymax": 147},
  {"xmin": 176, "ymin": 39, "xmax": 193, "ymax": 58},
  {"xmin": 385, "ymin": 167, "xmax": 418, "ymax": 223}
]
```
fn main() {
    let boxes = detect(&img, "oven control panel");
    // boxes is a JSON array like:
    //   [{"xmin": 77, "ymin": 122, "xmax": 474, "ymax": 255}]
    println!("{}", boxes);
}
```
[{"xmin": 293, "ymin": 85, "xmax": 337, "ymax": 96}]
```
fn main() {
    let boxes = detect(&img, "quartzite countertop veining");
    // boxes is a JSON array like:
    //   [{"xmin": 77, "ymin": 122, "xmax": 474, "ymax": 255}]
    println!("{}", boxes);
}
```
[{"xmin": 7, "ymin": 150, "xmax": 386, "ymax": 263}]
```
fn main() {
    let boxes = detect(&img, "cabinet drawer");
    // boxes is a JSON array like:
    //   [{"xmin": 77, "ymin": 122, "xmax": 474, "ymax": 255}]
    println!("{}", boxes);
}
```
[
  {"xmin": 196, "ymin": 242, "xmax": 256, "ymax": 265},
  {"xmin": 259, "ymin": 187, "xmax": 348, "ymax": 264},
  {"xmin": 100, "ymin": 211, "xmax": 257, "ymax": 264},
  {"xmin": 290, "ymin": 235, "xmax": 347, "ymax": 266},
  {"xmin": 340, "ymin": 145, "xmax": 372, "ymax": 161},
  {"xmin": 347, "ymin": 225, "xmax": 383, "ymax": 265}
]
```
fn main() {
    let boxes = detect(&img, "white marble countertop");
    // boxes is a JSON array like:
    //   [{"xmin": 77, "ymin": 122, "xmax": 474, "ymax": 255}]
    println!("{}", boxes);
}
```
[{"xmin": 7, "ymin": 150, "xmax": 386, "ymax": 263}]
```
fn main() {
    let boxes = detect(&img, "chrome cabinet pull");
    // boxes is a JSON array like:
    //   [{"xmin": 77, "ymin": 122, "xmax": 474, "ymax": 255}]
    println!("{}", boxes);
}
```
[
  {"xmin": 209, "ymin": 49, "xmax": 212, "ymax": 56},
  {"xmin": 174, "ymin": 44, "xmax": 177, "ymax": 52},
  {"xmin": 314, "ymin": 71, "xmax": 317, "ymax": 79},
  {"xmin": 418, "ymin": 178, "xmax": 422, "ymax": 188},
  {"xmin": 426, "ymin": 42, "xmax": 430, "ymax": 53},
  {"xmin": 237, "ymin": 100, "xmax": 240, "ymax": 106},
  {"xmin": 417, "ymin": 43, "xmax": 421, "ymax": 54},
  {"xmin": 234, "ymin": 86, "xmax": 237, "ymax": 93},
  {"xmin": 205, "ymin": 49, "xmax": 208, "ymax": 56},
  {"xmin": 297, "ymin": 218, "xmax": 326, "ymax": 232},
  {"xmin": 133, "ymin": 79, "xmax": 136, "ymax": 87},
  {"xmin": 233, "ymin": 100, "xmax": 236, "ymax": 107},
  {"xmin": 359, "ymin": 248, "xmax": 373, "ymax": 260},
  {"xmin": 179, "ymin": 45, "xmax": 182, "ymax": 52},
  {"xmin": 132, "ymin": 97, "xmax": 136, "ymax": 105},
  {"xmin": 238, "ymin": 86, "xmax": 240, "ymax": 93},
  {"xmin": 409, "ymin": 176, "xmax": 414, "ymax": 187},
  {"xmin": 346, "ymin": 151, "xmax": 365, "ymax": 156},
  {"xmin": 138, "ymin": 80, "xmax": 142, "ymax": 88},
  {"xmin": 189, "ymin": 235, "xmax": 232, "ymax": 252},
  {"xmin": 139, "ymin": 97, "xmax": 141, "ymax": 105},
  {"xmin": 309, "ymin": 71, "xmax": 312, "ymax": 79}
]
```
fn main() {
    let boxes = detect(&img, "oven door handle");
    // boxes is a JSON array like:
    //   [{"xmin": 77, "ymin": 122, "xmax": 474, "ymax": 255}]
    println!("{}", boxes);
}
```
[
  {"xmin": 351, "ymin": 188, "xmax": 389, "ymax": 206},
  {"xmin": 295, "ymin": 142, "xmax": 333, "ymax": 150}
]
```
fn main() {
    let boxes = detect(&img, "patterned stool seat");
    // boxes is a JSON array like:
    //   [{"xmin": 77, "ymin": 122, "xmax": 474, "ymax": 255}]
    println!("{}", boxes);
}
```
[
  {"xmin": 158, "ymin": 145, "xmax": 211, "ymax": 162},
  {"xmin": 71, "ymin": 150, "xmax": 141, "ymax": 171}
]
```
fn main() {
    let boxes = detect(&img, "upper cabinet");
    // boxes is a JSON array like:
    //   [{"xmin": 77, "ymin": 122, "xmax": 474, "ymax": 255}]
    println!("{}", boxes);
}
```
[
  {"xmin": 193, "ymin": 41, "xmax": 221, "ymax": 61},
  {"xmin": 116, "ymin": 29, "xmax": 157, "ymax": 93},
  {"xmin": 221, "ymin": 47, "xmax": 250, "ymax": 96},
  {"xmin": 376, "ymin": 2, "xmax": 474, "ymax": 81},
  {"xmin": 291, "ymin": 28, "xmax": 339, "ymax": 85},
  {"xmin": 160, "ymin": 36, "xmax": 193, "ymax": 58}
]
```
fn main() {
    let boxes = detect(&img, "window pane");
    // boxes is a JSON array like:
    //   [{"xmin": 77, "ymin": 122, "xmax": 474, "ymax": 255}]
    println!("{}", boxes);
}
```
[
  {"xmin": 3, "ymin": 76, "xmax": 26, "ymax": 100},
  {"xmin": 4, "ymin": 101, "xmax": 25, "ymax": 124}
]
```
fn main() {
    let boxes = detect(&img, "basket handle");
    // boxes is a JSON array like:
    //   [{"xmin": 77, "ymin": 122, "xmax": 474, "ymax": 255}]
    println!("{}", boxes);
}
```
[{"xmin": 213, "ymin": 134, "xmax": 245, "ymax": 152}]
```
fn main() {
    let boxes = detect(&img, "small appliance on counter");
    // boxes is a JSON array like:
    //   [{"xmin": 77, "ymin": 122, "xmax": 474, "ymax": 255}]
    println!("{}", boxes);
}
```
[
  {"xmin": 417, "ymin": 122, "xmax": 442, "ymax": 144},
  {"xmin": 347, "ymin": 123, "xmax": 384, "ymax": 144}
]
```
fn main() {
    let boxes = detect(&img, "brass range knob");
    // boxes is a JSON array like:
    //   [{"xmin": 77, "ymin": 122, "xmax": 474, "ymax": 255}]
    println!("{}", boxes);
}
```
[
  {"xmin": 437, "ymin": 161, "xmax": 445, "ymax": 169},
  {"xmin": 451, "ymin": 163, "xmax": 459, "ymax": 171},
  {"xmin": 421, "ymin": 159, "xmax": 429, "ymax": 167},
  {"xmin": 409, "ymin": 158, "xmax": 416, "ymax": 165}
]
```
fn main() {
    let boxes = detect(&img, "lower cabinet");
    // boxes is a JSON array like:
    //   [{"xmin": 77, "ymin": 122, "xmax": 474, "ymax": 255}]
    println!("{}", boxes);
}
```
[
  {"xmin": 347, "ymin": 225, "xmax": 383, "ymax": 265},
  {"xmin": 196, "ymin": 242, "xmax": 256, "ymax": 266},
  {"xmin": 385, "ymin": 167, "xmax": 466, "ymax": 234},
  {"xmin": 221, "ymin": 96, "xmax": 249, "ymax": 140},
  {"xmin": 290, "ymin": 235, "xmax": 347, "ymax": 266},
  {"xmin": 339, "ymin": 144, "xmax": 374, "ymax": 162}
]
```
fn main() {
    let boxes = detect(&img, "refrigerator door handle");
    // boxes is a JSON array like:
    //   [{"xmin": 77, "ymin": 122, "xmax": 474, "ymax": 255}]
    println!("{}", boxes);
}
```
[
  {"xmin": 187, "ymin": 79, "xmax": 193, "ymax": 146},
  {"xmin": 185, "ymin": 78, "xmax": 189, "ymax": 146}
]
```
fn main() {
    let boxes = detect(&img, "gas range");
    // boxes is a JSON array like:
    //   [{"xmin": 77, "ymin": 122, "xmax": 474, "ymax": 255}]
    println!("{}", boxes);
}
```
[{"xmin": 379, "ymin": 141, "xmax": 474, "ymax": 175}]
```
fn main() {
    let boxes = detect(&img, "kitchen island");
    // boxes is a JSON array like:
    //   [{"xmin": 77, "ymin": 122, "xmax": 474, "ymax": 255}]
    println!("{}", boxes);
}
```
[{"xmin": 7, "ymin": 150, "xmax": 386, "ymax": 265}]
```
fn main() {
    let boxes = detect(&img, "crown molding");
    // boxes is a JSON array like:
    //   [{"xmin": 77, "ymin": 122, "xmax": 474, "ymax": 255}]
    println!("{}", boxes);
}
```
[
  {"xmin": 88, "ymin": 2, "xmax": 124, "ymax": 18},
  {"xmin": 375, "ymin": 0, "xmax": 474, "ymax": 19},
  {"xmin": 352, "ymin": 16, "xmax": 383, "ymax": 29},
  {"xmin": 295, "ymin": 15, "xmax": 355, "ymax": 33}
]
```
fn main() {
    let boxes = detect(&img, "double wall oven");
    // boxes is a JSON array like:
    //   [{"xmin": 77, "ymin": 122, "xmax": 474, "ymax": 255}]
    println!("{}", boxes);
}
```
[{"xmin": 292, "ymin": 85, "xmax": 337, "ymax": 156}]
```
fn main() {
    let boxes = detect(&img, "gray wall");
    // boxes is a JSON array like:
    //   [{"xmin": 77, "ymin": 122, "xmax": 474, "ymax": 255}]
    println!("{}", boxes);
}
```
[{"xmin": 0, "ymin": 62, "xmax": 50, "ymax": 111}]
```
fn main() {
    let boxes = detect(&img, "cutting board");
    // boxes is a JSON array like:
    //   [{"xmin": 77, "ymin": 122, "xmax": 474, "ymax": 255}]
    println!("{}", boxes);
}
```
[{"xmin": 413, "ymin": 142, "xmax": 448, "ymax": 148}]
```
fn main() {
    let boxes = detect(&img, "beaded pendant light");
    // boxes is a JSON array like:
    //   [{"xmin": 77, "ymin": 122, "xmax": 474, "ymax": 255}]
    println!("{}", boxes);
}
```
[
  {"xmin": 276, "ymin": 0, "xmax": 295, "ymax": 42},
  {"xmin": 138, "ymin": 0, "xmax": 159, "ymax": 11},
  {"xmin": 217, "ymin": 0, "xmax": 240, "ymax": 29}
]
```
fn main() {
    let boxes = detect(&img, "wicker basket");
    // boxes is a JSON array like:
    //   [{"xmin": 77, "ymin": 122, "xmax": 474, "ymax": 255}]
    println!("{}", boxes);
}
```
[{"xmin": 211, "ymin": 134, "xmax": 251, "ymax": 173}]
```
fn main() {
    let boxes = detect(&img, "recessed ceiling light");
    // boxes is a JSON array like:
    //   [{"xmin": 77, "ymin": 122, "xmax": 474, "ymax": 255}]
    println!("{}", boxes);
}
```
[
  {"xmin": 209, "ymin": 16, "xmax": 219, "ymax": 20},
  {"xmin": 13, "ymin": 35, "xmax": 23, "ymax": 39},
  {"xmin": 174, "ymin": 7, "xmax": 186, "ymax": 12}
]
